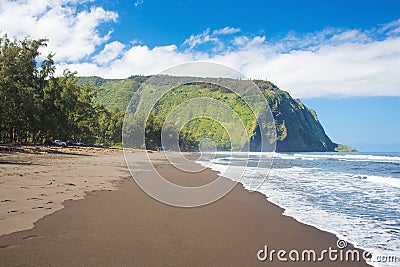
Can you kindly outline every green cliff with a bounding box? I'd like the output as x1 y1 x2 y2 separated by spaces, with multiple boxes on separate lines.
79 76 347 152
263 88 336 152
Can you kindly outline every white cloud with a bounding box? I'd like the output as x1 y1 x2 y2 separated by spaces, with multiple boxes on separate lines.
238 38 400 98
182 28 218 49
93 41 125 64
57 44 200 78
0 0 118 62
183 27 241 50
376 19 400 36
213 27 240 35
134 0 144 8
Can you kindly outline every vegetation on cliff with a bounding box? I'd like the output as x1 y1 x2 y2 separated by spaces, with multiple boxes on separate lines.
334 144 358 152
81 76 342 152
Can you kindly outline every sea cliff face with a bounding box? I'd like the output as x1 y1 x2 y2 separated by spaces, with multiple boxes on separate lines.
80 76 344 152
267 90 337 152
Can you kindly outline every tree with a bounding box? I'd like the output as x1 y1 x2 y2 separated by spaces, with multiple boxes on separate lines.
0 35 105 145
0 35 48 142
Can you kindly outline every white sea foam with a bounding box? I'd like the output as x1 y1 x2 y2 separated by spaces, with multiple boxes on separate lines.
208 151 400 163
364 175 400 188
196 154 400 267
288 153 400 163
210 151 400 163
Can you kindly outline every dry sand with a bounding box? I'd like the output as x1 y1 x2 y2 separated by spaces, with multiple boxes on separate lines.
0 145 127 236
0 146 369 266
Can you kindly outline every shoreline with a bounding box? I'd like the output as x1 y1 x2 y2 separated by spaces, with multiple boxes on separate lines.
194 151 400 267
218 172 373 261
194 157 372 257
0 148 369 266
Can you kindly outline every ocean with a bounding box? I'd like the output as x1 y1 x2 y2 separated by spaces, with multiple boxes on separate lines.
197 152 400 267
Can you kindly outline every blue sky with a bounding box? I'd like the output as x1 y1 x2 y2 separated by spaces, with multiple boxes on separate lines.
0 0 399 151
302 97 400 152
104 0 400 47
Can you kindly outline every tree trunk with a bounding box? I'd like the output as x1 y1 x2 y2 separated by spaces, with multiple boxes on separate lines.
33 130 41 144
9 127 14 143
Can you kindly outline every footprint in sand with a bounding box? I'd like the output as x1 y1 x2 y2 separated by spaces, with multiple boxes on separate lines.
32 206 44 209
22 234 41 240
27 197 42 200
0 244 14 249
1 199 12 203
7 210 18 214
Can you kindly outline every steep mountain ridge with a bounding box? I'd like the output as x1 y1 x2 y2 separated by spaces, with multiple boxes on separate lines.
79 76 353 152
